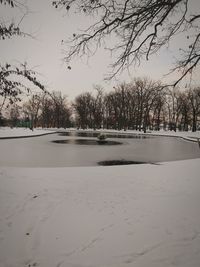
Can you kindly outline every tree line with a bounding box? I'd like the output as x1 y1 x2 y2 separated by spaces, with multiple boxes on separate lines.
2 77 200 132
1 91 72 129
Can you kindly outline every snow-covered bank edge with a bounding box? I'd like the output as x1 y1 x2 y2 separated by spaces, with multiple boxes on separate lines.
1 127 200 143
0 159 200 267
59 128 200 143
0 128 57 139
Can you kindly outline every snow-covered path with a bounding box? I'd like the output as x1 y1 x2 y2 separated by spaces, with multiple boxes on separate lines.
0 160 200 267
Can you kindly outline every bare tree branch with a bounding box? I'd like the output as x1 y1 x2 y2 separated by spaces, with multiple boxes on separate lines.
53 0 200 85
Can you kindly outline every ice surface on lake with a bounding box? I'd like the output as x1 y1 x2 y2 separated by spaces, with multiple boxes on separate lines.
0 133 200 167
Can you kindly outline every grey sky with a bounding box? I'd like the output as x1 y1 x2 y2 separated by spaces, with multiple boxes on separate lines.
0 0 200 100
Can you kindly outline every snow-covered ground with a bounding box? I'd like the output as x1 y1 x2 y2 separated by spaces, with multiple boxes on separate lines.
0 127 56 139
0 128 200 267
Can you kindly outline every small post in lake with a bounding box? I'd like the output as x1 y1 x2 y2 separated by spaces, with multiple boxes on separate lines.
97 133 107 144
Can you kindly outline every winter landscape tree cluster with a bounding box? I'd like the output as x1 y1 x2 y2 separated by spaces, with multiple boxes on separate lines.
3 91 72 129
73 79 200 132
2 78 200 132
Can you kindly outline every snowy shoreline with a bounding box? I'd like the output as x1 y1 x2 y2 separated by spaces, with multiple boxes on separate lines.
61 128 200 143
0 128 57 139
1 127 200 143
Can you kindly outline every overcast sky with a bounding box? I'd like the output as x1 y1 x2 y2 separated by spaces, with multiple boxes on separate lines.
0 0 200 100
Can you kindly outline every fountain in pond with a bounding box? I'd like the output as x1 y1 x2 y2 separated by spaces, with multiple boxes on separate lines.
52 133 122 146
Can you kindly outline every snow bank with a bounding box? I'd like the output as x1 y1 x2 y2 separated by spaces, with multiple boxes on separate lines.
1 127 200 142
0 160 200 267
0 127 56 139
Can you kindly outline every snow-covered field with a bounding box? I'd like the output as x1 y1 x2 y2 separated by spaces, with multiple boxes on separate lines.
0 128 200 267
0 127 56 138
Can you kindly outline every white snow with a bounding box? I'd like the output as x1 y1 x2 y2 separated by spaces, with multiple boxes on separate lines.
0 128 200 267
0 127 56 138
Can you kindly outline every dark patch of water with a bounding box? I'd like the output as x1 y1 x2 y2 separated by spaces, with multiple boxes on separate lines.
52 139 122 146
59 131 153 139
98 160 147 166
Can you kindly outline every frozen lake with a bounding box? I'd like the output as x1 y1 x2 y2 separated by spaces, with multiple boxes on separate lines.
0 131 200 167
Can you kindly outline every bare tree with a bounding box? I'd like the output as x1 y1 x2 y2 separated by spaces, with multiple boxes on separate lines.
0 1 46 116
187 87 200 132
53 0 200 85
103 78 165 131
92 85 104 129
73 92 94 129
0 63 45 113
112 84 130 130
104 92 116 129
0 0 26 40
178 91 191 131
151 87 167 130
165 87 182 131
51 91 71 128
104 89 125 130
38 91 71 128
23 94 42 129
9 102 21 127
40 94 54 128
